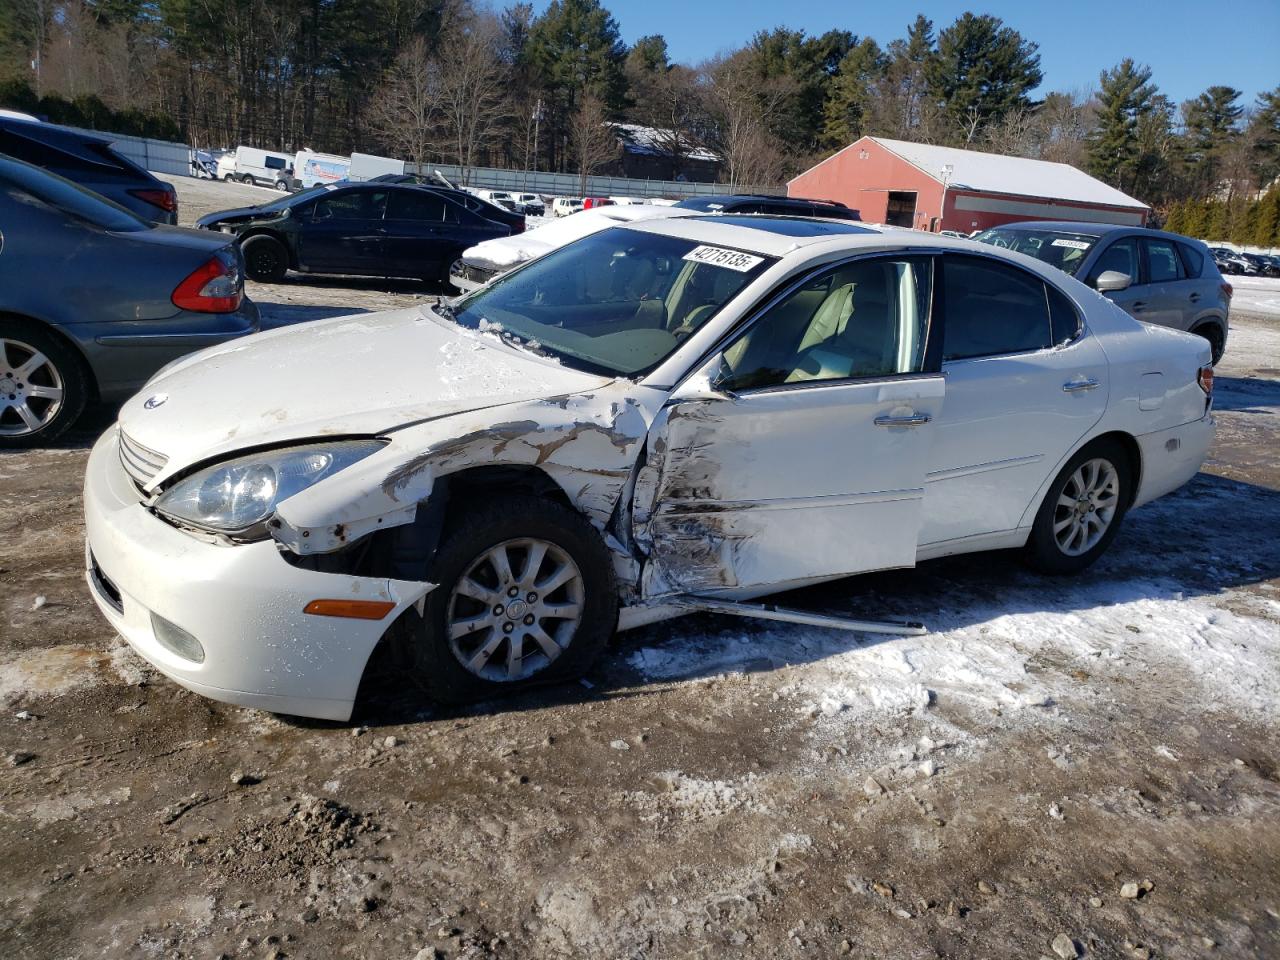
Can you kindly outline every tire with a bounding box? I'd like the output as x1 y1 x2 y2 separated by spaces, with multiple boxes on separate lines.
395 494 617 704
440 257 465 292
0 318 89 447
275 179 289 193
241 234 288 283
1024 437 1133 575
1193 323 1225 365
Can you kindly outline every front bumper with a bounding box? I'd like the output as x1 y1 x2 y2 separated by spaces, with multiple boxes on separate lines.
83 430 431 721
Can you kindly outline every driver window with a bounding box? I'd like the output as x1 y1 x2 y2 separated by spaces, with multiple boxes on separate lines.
313 190 386 221
721 257 932 392
1087 237 1140 285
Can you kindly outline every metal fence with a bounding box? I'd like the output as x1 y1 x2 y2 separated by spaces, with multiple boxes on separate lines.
406 160 781 200
64 123 785 200
64 126 193 177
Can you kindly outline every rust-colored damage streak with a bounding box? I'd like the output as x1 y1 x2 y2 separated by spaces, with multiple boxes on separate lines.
380 420 541 499
638 401 747 592
378 400 645 534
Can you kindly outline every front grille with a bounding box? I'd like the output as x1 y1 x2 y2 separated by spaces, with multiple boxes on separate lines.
118 430 168 487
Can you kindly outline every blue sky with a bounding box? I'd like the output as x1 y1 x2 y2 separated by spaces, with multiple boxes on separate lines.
533 0 1279 108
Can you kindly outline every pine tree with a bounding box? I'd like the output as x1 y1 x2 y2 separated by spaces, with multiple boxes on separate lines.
925 13 1042 143
1087 59 1157 194
1252 188 1280 247
820 37 886 147
1182 85 1244 196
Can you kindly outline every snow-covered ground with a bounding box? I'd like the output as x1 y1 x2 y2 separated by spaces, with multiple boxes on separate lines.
1229 275 1280 319
1 176 1277 958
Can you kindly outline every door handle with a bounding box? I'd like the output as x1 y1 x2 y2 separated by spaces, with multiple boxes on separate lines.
1189 292 1201 303
874 413 931 427
1131 301 1147 312
1063 377 1100 393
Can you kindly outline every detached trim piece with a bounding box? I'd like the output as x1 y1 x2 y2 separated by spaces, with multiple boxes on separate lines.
670 596 927 636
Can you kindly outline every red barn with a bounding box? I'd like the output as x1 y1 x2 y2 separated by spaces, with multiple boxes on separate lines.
789 136 1149 233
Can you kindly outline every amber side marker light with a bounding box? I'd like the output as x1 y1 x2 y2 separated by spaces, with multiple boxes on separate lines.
303 599 396 620
1198 364 1214 397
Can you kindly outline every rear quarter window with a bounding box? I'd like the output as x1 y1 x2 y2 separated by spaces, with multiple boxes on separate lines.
1177 242 1205 277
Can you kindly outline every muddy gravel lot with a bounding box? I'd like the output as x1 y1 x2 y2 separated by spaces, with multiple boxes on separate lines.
1 177 1278 959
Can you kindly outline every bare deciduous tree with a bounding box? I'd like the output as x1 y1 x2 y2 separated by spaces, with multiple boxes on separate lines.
570 94 618 193
368 37 437 166
705 53 793 190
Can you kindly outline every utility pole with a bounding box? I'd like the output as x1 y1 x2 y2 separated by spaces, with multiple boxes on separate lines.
939 163 953 233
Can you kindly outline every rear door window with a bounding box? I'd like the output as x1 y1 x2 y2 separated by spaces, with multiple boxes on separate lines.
941 255 1054 361
386 190 457 222
1144 238 1184 282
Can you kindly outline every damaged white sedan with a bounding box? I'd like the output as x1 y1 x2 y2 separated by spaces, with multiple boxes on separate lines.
84 216 1215 720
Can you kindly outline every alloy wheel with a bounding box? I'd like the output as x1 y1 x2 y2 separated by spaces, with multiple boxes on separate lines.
0 337 65 437
1052 457 1120 556
446 537 584 683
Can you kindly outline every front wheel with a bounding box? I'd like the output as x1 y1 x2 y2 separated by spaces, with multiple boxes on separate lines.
396 495 617 704
1024 438 1133 575
241 234 288 282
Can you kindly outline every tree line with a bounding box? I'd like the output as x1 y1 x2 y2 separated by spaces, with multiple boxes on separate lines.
2 0 1278 240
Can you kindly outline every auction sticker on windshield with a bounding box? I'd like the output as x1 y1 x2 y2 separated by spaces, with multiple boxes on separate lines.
683 245 765 271
1051 238 1091 250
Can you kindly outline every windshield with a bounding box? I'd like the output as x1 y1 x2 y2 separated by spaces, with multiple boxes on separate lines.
253 185 328 212
973 227 1099 276
0 157 148 232
446 228 774 376
674 197 727 211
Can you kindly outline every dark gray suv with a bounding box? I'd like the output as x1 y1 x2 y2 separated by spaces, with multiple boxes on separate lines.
974 221 1231 363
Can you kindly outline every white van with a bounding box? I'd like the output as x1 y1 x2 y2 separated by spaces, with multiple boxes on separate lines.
223 146 294 190
348 152 404 181
552 197 583 217
291 149 349 190
473 189 518 212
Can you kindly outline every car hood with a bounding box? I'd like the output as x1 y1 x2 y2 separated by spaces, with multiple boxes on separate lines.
117 305 614 486
194 205 278 229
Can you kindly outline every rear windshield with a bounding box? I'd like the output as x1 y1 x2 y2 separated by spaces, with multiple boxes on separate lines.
973 227 1100 276
445 228 774 376
0 157 148 231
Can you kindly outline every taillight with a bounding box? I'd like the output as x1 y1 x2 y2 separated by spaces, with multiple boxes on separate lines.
1219 282 1233 300
1197 364 1214 398
172 250 242 313
130 187 178 214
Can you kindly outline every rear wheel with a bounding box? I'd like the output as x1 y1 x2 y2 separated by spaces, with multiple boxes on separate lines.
1193 323 1225 365
0 319 88 447
394 495 616 704
241 234 288 282
1024 438 1133 575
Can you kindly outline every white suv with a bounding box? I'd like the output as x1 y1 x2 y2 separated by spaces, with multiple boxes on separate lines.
552 197 583 217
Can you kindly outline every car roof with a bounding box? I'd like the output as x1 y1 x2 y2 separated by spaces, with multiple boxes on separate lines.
984 220 1201 245
621 214 891 256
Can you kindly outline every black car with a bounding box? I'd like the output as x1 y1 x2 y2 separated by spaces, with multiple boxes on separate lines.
674 193 860 220
195 183 513 285
369 173 526 234
0 115 178 224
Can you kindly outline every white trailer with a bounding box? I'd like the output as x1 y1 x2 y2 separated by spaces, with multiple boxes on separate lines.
348 152 405 182
291 149 350 189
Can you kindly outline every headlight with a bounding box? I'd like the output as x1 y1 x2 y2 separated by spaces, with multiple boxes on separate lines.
154 440 385 536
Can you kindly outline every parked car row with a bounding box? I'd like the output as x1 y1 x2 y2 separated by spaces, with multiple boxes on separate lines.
1209 246 1280 277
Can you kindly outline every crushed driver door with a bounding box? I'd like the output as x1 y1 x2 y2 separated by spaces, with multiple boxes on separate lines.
632 252 946 598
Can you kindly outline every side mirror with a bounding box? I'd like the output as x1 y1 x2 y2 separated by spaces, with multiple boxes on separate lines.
1094 270 1132 292
674 352 738 402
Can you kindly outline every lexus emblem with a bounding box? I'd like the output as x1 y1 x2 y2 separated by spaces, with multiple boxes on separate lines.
143 393 168 410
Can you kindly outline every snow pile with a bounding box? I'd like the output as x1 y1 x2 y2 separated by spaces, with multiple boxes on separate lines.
625 771 765 822
1228 276 1280 319
627 577 1280 726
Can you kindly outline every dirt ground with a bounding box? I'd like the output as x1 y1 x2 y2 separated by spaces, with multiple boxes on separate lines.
1 177 1278 960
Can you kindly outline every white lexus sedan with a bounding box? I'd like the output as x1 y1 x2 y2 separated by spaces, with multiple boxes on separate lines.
84 216 1215 720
